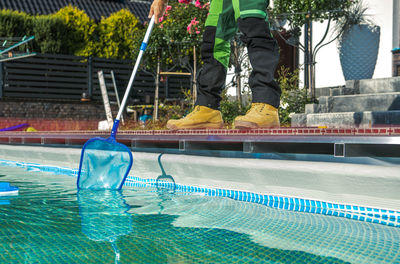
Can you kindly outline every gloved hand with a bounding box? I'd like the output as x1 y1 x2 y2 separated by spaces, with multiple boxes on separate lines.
148 0 169 24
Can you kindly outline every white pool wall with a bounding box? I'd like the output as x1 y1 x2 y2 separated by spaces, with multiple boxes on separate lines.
0 144 399 211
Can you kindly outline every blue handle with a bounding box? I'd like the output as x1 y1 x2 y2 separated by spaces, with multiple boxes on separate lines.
110 120 120 139
140 42 148 51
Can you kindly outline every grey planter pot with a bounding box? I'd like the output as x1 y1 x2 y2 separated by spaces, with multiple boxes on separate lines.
338 24 380 81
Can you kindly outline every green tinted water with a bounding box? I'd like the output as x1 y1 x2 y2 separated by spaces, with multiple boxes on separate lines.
0 166 399 264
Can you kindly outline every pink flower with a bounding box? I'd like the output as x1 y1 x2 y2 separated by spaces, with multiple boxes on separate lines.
191 17 199 25
202 2 210 9
178 0 190 3
187 17 201 35
195 0 201 8
159 16 164 23
166 5 172 11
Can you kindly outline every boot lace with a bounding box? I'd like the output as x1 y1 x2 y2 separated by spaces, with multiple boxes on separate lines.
183 105 200 119
246 103 265 114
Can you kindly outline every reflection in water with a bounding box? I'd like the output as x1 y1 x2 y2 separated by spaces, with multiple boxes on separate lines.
77 190 133 264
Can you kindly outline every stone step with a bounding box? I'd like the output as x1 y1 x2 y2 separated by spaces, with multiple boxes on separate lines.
314 77 400 99
315 85 356 98
316 92 400 113
291 111 400 128
350 76 400 94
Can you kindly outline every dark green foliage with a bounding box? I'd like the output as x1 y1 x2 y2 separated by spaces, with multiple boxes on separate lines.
0 9 70 54
277 66 314 125
142 1 209 70
0 7 141 57
272 0 353 28
33 15 69 54
95 9 141 59
0 9 33 37
333 0 375 38
219 90 251 125
54 5 97 56
0 1 207 61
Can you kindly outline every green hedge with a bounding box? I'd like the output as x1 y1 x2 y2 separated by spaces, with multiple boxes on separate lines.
53 5 96 56
0 9 33 38
0 7 141 58
95 9 141 60
33 15 69 54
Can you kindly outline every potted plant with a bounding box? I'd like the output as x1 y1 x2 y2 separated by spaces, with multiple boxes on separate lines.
335 0 380 81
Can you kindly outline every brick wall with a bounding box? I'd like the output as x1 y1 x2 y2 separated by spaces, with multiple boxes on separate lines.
0 118 100 131
0 99 111 119
0 99 114 131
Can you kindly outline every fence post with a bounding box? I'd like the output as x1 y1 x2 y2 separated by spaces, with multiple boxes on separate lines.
87 56 93 98
0 62 3 98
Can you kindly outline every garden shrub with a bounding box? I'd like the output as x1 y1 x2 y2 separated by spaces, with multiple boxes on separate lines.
277 66 313 125
54 5 96 56
0 9 33 37
95 9 141 59
0 7 142 58
33 15 69 54
220 90 251 126
139 0 209 70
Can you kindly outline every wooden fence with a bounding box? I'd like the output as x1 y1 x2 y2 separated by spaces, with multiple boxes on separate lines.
0 53 191 103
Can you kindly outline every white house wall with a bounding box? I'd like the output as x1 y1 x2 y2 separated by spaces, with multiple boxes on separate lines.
299 0 393 88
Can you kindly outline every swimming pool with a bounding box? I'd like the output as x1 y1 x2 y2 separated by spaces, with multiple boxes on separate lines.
0 165 399 263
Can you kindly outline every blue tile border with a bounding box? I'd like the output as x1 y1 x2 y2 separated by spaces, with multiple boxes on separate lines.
125 176 400 228
0 159 78 177
1 158 399 228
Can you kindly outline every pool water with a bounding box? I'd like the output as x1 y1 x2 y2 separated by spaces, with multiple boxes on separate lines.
0 166 399 264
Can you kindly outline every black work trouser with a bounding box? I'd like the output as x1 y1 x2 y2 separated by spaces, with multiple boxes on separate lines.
195 17 281 110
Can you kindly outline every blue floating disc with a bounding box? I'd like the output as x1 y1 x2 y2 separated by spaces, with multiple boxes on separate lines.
0 182 19 196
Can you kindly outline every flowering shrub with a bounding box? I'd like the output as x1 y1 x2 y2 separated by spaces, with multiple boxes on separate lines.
187 17 201 34
134 0 209 70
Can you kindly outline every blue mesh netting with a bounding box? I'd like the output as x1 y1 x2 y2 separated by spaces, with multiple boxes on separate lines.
77 138 133 190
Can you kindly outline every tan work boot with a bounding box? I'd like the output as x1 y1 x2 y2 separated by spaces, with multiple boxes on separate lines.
234 103 280 129
166 105 224 130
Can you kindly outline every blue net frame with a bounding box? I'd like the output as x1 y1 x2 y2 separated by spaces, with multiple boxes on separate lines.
77 137 133 190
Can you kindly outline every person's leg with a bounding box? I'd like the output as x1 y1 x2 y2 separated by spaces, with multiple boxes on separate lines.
166 0 237 130
195 0 238 109
233 0 281 128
